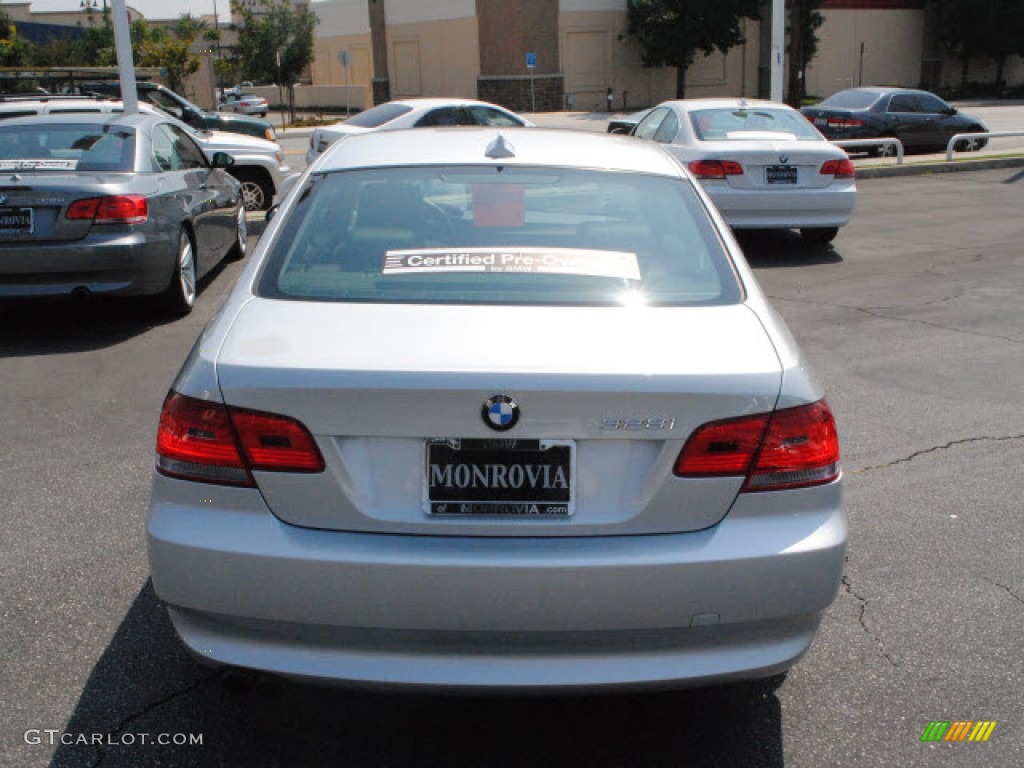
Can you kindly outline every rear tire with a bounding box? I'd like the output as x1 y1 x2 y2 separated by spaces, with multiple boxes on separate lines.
800 227 839 245
870 137 898 158
158 228 197 316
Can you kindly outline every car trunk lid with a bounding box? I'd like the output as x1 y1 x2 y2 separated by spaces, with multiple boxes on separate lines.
215 299 783 536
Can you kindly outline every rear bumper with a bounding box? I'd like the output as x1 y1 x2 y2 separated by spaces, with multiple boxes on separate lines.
0 231 174 298
148 476 846 690
707 183 856 230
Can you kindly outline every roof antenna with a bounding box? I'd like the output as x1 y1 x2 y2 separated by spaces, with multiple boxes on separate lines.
485 134 515 159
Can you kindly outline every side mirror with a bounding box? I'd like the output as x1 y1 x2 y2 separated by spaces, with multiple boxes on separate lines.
211 152 234 169
947 106 958 115
265 204 279 222
184 107 202 125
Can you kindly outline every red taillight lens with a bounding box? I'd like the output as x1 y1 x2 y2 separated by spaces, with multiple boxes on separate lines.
826 118 864 128
674 414 770 476
820 159 855 179
674 400 840 492
66 195 148 224
688 160 744 179
66 198 100 219
156 392 325 486
156 392 251 486
230 409 325 473
746 401 840 491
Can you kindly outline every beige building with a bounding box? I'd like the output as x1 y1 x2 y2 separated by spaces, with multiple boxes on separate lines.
307 0 1024 111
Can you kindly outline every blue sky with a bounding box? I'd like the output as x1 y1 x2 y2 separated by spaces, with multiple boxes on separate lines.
5 0 225 24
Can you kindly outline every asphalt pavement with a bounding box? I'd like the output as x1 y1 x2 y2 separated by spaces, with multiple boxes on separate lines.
1 168 1022 765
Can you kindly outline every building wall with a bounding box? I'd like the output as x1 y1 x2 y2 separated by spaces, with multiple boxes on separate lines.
386 15 479 99
558 8 757 111
311 0 373 104
805 8 925 98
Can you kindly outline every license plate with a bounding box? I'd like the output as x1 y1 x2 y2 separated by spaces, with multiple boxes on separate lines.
425 438 574 517
766 165 798 185
0 207 33 234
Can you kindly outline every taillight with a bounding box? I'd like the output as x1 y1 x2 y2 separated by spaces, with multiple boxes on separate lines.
688 160 744 180
230 409 325 472
820 158 855 179
156 392 325 486
674 400 840 492
66 195 147 224
826 118 865 128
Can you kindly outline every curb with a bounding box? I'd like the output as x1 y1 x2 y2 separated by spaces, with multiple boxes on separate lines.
855 156 1024 179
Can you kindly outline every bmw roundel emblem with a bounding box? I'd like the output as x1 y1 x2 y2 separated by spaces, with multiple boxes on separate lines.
482 395 520 431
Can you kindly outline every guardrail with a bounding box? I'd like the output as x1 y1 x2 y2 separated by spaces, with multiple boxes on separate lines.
831 138 905 164
946 131 1024 161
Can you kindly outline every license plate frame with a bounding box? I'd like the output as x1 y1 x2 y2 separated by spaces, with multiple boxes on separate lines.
0 206 33 234
766 165 798 185
424 438 575 517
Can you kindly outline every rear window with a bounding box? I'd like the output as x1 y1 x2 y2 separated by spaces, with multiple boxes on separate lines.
690 107 822 142
343 103 414 128
0 123 136 171
819 90 881 110
257 166 741 307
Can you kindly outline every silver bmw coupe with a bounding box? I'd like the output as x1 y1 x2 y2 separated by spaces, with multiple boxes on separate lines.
148 127 846 691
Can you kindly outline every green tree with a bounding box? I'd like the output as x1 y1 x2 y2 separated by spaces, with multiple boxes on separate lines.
137 15 207 94
787 0 825 106
929 0 1024 91
0 10 32 67
228 0 318 116
627 0 760 99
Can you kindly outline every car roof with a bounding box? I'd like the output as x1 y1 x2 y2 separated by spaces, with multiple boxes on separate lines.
0 109 161 129
390 98 517 111
655 98 798 112
316 127 686 177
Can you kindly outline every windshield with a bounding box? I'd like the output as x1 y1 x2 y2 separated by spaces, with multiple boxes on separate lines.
0 123 136 171
690 108 823 142
343 103 414 128
819 90 882 110
257 166 741 307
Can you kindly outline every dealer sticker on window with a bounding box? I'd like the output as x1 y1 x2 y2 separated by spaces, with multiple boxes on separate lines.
0 159 79 171
383 247 641 280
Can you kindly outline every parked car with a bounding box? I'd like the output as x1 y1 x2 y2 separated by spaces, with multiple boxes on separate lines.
0 95 291 212
800 87 988 156
306 98 531 165
0 111 246 314
149 126 846 690
632 98 856 244
606 108 651 134
220 92 269 118
84 82 277 142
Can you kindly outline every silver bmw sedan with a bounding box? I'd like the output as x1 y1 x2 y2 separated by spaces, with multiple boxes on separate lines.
148 127 846 691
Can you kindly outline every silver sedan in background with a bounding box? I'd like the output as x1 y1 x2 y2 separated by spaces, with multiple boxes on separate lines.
633 98 857 244
0 112 247 314
148 127 846 690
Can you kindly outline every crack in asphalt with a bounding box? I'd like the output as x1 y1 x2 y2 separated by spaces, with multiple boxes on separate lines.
981 576 1024 607
767 294 1024 344
842 574 898 668
88 671 219 768
851 434 1024 474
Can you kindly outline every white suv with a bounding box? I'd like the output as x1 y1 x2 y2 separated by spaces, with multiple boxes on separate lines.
0 95 291 210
